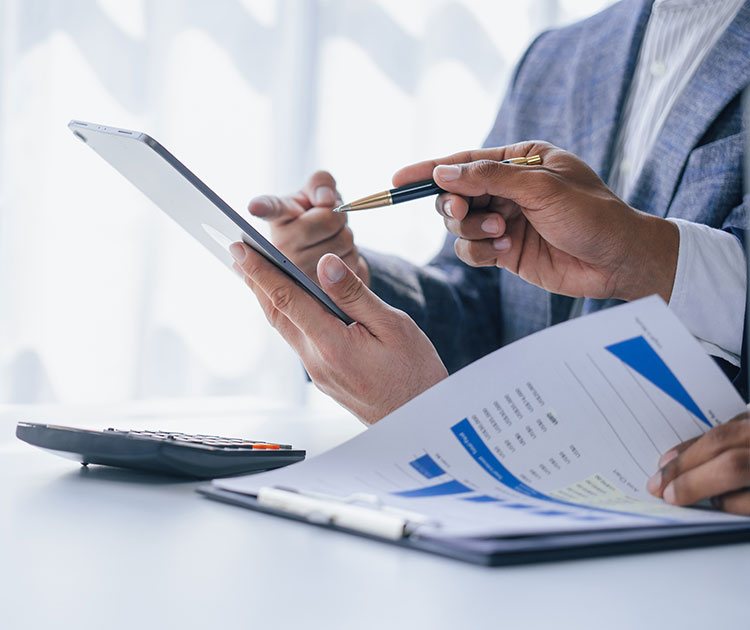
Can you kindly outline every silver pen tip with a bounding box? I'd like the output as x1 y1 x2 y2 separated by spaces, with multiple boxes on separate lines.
332 203 351 213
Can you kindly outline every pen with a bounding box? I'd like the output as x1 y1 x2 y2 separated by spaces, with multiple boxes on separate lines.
333 154 542 213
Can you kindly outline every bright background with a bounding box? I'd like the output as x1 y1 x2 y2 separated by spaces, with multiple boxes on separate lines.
0 0 615 406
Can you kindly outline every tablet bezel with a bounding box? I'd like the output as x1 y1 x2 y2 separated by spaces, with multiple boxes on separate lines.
68 120 353 325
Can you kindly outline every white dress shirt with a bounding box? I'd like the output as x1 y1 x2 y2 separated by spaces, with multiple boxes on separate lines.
668 219 745 364
608 0 746 366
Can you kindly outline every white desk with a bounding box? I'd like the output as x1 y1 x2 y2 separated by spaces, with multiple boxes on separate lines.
2 393 749 630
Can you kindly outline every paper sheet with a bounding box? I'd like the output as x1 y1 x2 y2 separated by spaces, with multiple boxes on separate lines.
214 296 749 538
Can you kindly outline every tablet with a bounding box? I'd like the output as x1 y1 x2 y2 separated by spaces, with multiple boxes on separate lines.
68 120 353 324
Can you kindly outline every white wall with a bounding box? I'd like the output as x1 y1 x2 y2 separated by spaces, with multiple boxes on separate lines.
0 0 616 405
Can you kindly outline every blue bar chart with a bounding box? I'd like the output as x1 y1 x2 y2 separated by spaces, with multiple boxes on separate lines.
606 335 710 426
394 479 473 498
409 454 445 479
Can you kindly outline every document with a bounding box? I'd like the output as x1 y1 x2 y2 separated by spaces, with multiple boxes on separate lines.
214 296 749 539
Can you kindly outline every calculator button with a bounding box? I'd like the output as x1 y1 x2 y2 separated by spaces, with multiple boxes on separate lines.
106 428 292 450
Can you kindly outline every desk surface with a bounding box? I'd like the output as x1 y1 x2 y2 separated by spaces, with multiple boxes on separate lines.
2 394 749 630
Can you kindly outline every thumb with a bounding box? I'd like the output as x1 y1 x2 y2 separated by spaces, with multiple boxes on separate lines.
317 254 388 326
433 160 544 205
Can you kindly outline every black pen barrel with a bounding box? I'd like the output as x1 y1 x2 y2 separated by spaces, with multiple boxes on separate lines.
390 179 445 204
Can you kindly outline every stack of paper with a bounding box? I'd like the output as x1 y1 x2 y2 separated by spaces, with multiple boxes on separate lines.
212 297 748 540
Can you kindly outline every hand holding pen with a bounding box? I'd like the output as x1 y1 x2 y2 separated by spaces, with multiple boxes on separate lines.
333 155 541 213
245 149 543 288
386 140 678 302
246 141 676 302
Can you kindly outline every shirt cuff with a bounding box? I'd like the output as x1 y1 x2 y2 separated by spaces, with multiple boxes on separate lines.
667 219 745 366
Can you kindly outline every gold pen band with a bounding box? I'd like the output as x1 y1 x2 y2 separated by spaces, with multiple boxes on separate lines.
504 155 542 165
334 190 392 213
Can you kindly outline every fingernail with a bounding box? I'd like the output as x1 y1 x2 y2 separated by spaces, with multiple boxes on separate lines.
323 256 346 283
229 243 247 263
249 198 269 217
434 165 461 182
315 186 335 205
663 482 676 504
482 217 500 234
493 237 511 251
658 450 679 468
443 199 453 218
646 470 662 494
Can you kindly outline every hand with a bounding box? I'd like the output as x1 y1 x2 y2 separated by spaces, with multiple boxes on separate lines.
248 171 370 286
647 411 750 515
229 243 447 425
393 141 679 302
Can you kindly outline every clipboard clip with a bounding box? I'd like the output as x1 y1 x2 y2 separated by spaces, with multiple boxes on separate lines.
256 486 439 540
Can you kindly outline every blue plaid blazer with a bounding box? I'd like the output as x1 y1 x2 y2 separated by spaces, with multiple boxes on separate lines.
366 0 750 392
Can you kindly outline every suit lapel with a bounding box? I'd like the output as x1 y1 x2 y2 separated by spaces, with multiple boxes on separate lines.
627 1 750 215
549 0 652 325
567 0 653 180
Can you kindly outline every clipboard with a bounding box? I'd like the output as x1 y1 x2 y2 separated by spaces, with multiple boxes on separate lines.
198 485 750 566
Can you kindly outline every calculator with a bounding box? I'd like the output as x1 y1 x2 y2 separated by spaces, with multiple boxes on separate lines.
16 422 306 479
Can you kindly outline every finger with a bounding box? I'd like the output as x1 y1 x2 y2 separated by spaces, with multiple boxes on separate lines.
232 261 246 281
487 195 523 219
297 229 357 263
295 205 347 246
454 235 515 268
659 399 748 469
436 194 470 221
317 254 397 331
468 194 494 210
248 275 308 350
301 170 339 208
283 231 359 286
660 448 750 507
432 158 550 206
712 488 750 515
248 194 304 224
230 242 342 338
648 419 750 495
444 212 507 240
658 436 700 468
392 141 544 187
233 260 308 350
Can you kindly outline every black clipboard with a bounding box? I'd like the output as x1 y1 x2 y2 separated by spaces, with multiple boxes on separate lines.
198 486 750 566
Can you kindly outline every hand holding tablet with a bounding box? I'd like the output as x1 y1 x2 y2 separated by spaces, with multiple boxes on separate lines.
69 120 448 424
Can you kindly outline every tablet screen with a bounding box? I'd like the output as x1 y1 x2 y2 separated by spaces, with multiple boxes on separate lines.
68 120 353 324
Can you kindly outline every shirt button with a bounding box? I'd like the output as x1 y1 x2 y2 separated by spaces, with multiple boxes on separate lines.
650 60 667 77
620 158 633 173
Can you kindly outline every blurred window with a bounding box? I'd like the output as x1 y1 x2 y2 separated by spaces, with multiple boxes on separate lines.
0 0 615 404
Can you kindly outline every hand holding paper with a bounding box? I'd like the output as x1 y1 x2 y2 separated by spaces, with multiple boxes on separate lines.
230 243 448 425
648 410 750 514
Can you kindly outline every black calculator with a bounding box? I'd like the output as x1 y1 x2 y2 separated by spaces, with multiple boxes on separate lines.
16 422 306 479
